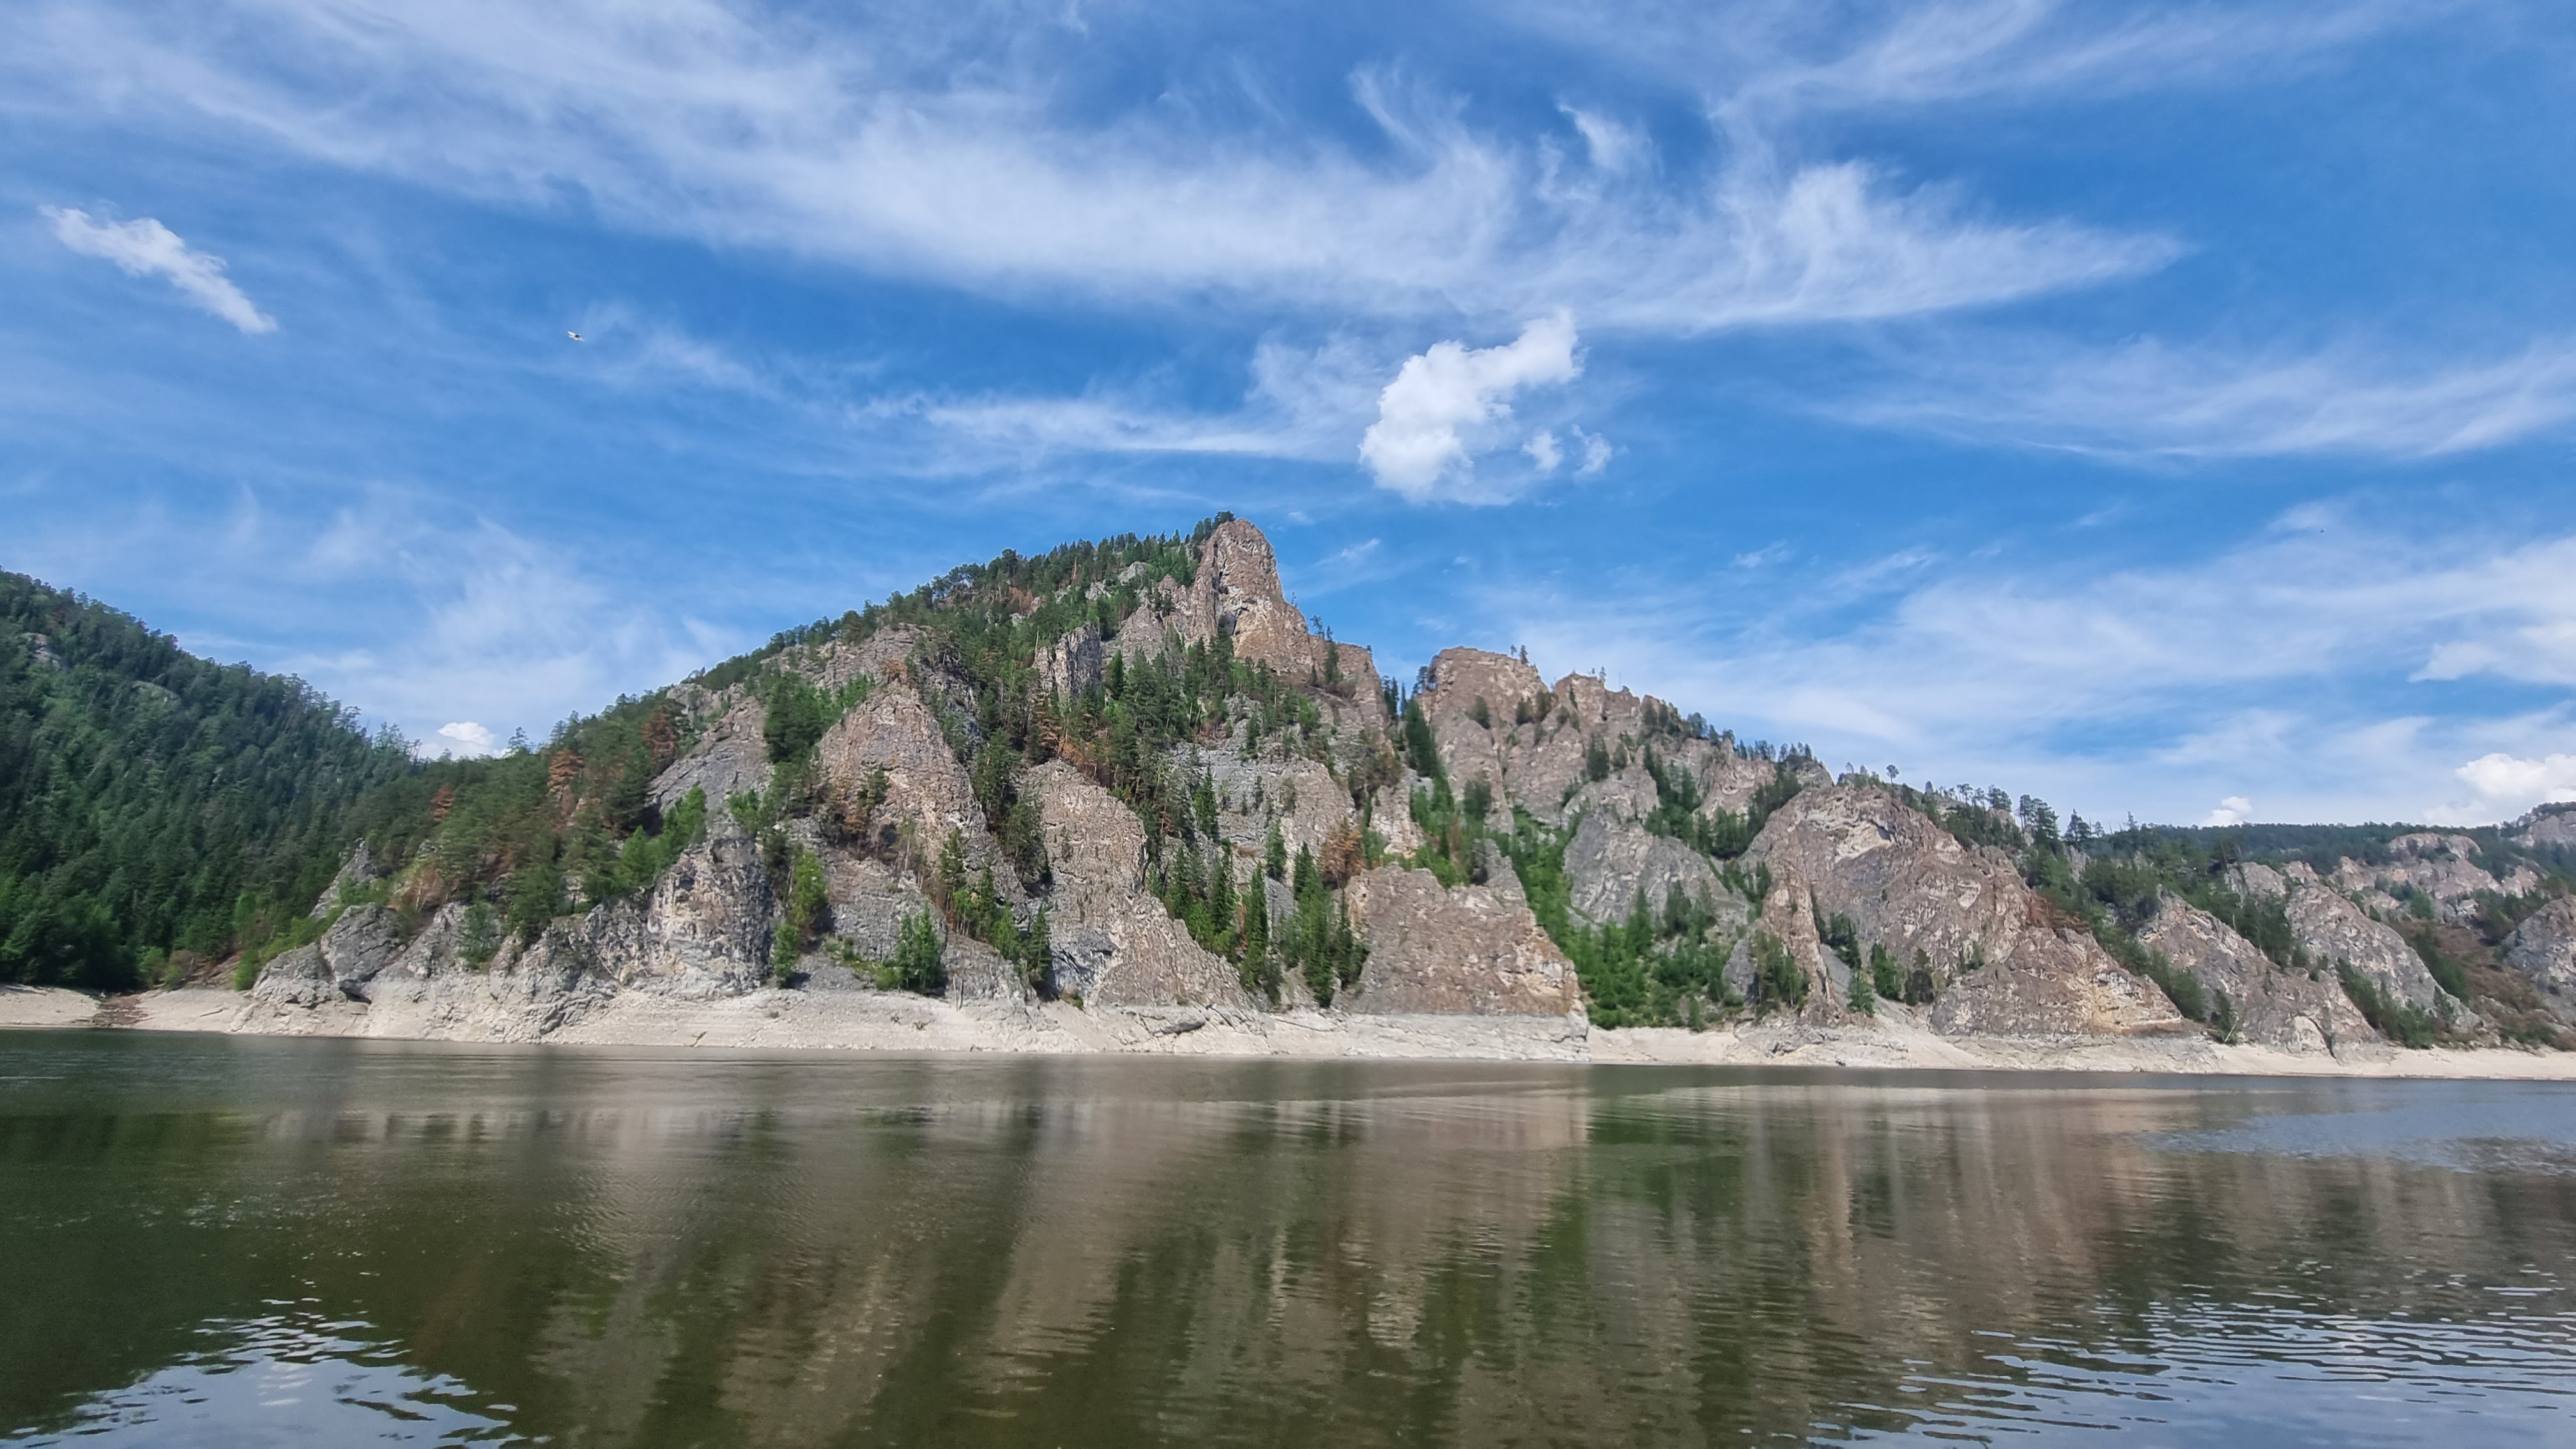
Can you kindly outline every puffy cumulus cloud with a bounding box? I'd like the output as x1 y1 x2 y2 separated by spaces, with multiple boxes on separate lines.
2204 795 2254 827
42 206 275 334
2455 753 2576 817
430 721 502 758
1523 429 1563 473
1360 312 1581 502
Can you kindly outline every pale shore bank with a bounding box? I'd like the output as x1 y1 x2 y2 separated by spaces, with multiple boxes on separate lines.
6 982 2575 1078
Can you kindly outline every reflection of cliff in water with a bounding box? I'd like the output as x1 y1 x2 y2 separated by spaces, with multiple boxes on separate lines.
3 1038 2573 1446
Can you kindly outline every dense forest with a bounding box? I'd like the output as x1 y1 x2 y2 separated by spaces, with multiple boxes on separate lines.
0 575 413 989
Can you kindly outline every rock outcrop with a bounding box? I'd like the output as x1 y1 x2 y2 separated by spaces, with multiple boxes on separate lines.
213 512 2538 1064
2506 898 2576 1023
2227 859 2453 1011
2138 896 2377 1056
812 679 1016 891
1023 761 1254 1009
2326 833 2527 922
2514 805 2576 851
2282 885 2446 1009
1563 812 1722 929
1745 785 2187 1037
1342 866 1581 1016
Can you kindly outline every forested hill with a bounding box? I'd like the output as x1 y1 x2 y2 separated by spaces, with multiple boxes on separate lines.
0 574 413 990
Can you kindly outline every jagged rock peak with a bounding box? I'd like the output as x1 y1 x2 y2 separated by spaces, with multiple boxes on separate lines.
1167 518 1381 709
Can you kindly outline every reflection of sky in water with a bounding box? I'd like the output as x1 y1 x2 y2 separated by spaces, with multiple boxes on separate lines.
2150 1085 2576 1176
1871 1305 2576 1446
3 1309 521 1447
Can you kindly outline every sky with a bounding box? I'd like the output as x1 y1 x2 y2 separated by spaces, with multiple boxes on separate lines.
6 0 2576 829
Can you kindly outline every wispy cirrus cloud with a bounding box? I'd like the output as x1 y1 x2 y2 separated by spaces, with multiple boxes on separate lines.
1480 510 2576 824
1840 334 2576 459
42 206 275 333
8 0 2176 334
1527 0 2421 117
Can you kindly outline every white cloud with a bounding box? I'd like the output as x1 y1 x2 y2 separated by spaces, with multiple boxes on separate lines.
1476 512 2576 825
1841 335 2576 461
1360 312 1581 502
2455 753 2576 818
42 206 275 334
1572 425 1613 476
1534 0 2414 118
430 721 501 758
910 334 1384 470
7 2 2177 334
1294 537 1412 598
1559 105 1643 174
1523 429 1563 473
2204 795 2253 827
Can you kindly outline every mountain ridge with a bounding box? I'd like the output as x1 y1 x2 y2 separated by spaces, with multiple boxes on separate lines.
7 516 2575 1060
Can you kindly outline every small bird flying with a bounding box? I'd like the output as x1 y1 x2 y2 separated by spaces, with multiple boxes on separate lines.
566 330 583 342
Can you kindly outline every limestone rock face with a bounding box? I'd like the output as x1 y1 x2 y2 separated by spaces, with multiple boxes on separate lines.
2138 896 2377 1055
1563 812 1722 929
1745 786 2018 990
1413 647 1778 832
811 848 936 962
2283 885 2444 1009
1023 760 1253 1009
1745 785 2188 1037
1145 519 1383 723
250 904 406 1008
805 624 925 694
1038 620 1105 700
2327 834 2507 923
2225 862 2289 901
1341 866 1580 1016
650 696 771 815
599 832 778 996
1924 932 2189 1038
2506 897 2576 1023
309 842 380 919
1723 877 1846 1021
1186 745 1355 875
943 937 1032 1004
2515 806 2576 851
813 680 1015 891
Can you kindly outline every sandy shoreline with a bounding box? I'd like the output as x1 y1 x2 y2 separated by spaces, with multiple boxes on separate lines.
4 981 2573 1078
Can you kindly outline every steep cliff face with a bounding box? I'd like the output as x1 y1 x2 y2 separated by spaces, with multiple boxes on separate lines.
811 680 1015 892
2506 898 2576 1023
2138 896 2378 1056
1742 786 2186 1038
1563 812 1721 929
1022 760 1255 1010
249 820 781 1039
1414 648 1770 831
2228 862 2450 1009
1342 867 1581 1016
2326 832 2533 921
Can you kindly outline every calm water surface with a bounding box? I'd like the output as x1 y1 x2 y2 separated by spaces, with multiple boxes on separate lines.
1 1032 2572 1446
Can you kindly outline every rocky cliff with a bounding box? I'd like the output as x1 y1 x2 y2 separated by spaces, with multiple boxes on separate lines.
200 516 2568 1061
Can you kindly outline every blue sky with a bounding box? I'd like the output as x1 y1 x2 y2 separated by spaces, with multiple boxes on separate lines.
7 0 2576 828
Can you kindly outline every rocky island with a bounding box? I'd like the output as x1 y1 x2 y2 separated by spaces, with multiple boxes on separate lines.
6 518 2575 1075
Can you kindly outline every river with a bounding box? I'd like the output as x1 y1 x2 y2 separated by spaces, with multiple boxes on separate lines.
1 1032 2571 1445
